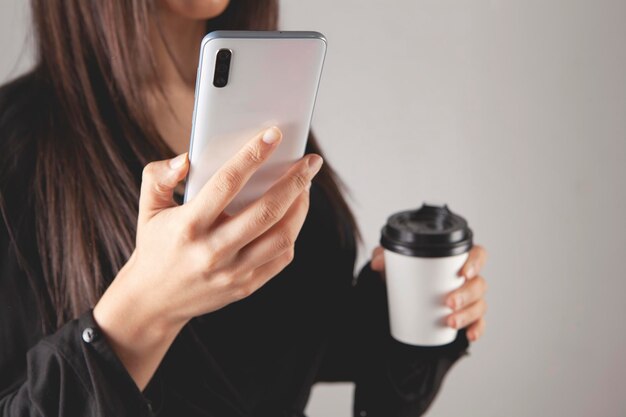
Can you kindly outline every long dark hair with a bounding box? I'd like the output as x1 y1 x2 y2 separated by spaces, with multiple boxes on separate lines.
13 0 361 330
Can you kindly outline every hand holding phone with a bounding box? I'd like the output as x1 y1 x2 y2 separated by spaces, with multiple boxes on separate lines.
95 126 323 389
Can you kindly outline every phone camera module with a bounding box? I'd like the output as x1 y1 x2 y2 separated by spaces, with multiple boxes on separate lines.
213 48 232 88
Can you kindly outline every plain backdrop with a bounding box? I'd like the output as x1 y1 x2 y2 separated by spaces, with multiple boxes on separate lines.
2 1 625 416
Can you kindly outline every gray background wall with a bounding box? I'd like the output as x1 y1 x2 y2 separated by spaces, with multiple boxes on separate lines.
2 1 625 416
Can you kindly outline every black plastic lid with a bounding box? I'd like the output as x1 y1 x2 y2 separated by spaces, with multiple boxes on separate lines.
380 203 473 257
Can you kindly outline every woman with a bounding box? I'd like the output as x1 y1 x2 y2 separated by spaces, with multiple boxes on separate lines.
0 0 488 416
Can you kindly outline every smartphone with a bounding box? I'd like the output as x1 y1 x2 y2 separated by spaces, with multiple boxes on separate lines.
183 31 327 215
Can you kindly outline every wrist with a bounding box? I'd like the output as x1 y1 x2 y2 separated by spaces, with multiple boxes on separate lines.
92 256 188 390
93 259 186 355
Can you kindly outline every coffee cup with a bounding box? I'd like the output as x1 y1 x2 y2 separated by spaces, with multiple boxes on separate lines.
380 203 473 346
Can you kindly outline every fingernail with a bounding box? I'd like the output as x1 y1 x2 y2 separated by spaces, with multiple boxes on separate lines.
465 265 476 279
308 155 323 175
262 126 282 144
169 153 187 169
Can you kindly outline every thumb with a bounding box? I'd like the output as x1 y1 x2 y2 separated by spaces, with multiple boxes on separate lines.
371 246 385 271
139 153 189 224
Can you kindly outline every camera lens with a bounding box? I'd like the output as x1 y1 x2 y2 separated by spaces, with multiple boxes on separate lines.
214 76 227 88
217 49 231 60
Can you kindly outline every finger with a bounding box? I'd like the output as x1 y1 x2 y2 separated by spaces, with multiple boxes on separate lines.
232 245 295 301
447 299 487 330
445 275 487 311
372 246 384 259
466 317 486 342
189 126 283 227
459 244 488 279
371 251 385 272
216 153 323 250
371 246 385 271
139 153 189 224
234 188 310 272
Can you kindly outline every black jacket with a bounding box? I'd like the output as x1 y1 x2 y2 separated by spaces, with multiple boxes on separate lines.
0 74 468 417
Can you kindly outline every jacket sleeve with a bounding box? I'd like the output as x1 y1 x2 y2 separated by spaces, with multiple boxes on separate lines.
0 221 160 417
311 193 469 416
353 263 469 417
0 311 160 417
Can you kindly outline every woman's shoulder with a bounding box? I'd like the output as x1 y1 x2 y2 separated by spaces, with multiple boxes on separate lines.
0 70 49 123
0 71 51 189
0 70 50 147
0 72 49 237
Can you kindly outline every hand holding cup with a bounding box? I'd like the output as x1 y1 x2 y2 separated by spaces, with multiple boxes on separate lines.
373 204 488 345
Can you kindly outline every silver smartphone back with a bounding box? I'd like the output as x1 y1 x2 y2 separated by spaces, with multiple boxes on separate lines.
184 31 327 215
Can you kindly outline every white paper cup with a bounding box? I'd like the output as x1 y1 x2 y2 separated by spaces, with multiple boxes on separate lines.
383 250 468 346
380 203 473 346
